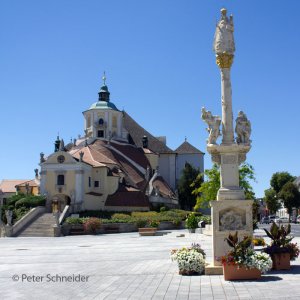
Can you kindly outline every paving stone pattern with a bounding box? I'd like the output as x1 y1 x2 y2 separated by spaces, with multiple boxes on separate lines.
0 229 300 299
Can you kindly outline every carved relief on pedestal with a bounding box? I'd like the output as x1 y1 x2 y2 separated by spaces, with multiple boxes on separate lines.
219 207 246 231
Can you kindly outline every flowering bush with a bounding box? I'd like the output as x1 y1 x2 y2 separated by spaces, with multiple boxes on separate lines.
219 232 272 274
171 244 206 275
83 217 102 234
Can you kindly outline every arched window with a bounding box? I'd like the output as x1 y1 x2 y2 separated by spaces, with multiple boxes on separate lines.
99 118 104 126
57 175 65 186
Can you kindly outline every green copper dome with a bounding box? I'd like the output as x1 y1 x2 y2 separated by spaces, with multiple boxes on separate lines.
88 101 119 111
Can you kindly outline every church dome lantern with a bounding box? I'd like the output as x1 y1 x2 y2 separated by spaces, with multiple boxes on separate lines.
98 72 110 102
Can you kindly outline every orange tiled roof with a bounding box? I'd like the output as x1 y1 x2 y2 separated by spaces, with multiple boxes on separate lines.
15 179 39 188
0 179 31 193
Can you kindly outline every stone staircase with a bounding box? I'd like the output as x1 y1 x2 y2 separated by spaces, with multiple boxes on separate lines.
17 213 55 237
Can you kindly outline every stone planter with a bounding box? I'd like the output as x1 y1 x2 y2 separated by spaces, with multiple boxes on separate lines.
69 224 85 235
272 253 290 270
158 221 174 230
223 265 261 281
138 227 157 236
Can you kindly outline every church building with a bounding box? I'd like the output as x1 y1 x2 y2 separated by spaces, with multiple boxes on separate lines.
39 76 204 213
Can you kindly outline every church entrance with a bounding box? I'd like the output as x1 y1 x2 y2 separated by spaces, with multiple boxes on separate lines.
51 194 71 213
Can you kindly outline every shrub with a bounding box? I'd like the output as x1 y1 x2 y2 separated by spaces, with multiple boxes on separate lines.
6 193 26 206
185 213 198 229
170 209 192 220
131 211 158 218
14 207 31 221
15 196 46 209
160 206 167 212
135 218 147 228
147 220 160 228
172 218 182 227
111 213 131 220
83 217 102 234
65 217 86 225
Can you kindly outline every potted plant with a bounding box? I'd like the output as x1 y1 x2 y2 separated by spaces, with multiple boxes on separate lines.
263 222 300 270
220 232 272 281
138 219 159 236
185 213 198 233
171 243 206 275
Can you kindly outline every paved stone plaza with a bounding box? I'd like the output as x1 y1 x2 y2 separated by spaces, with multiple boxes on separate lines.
1 229 300 300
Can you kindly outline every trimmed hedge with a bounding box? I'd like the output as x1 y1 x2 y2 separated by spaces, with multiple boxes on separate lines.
65 210 210 229
15 196 46 209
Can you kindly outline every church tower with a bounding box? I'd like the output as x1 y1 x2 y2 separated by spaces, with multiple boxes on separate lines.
82 73 125 140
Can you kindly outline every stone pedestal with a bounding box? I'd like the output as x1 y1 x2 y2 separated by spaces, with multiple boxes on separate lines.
206 199 253 274
5 225 13 237
53 225 61 237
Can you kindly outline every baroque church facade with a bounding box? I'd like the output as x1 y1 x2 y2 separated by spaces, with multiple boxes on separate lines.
39 78 204 213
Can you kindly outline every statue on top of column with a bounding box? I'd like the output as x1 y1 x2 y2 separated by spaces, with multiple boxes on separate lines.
213 8 235 56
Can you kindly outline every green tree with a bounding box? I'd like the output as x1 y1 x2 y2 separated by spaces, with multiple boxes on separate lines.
178 163 201 210
278 182 300 216
270 172 295 194
192 164 219 210
264 171 296 215
192 163 256 210
264 188 280 214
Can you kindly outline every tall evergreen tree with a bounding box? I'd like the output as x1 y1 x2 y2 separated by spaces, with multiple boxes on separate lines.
177 163 201 210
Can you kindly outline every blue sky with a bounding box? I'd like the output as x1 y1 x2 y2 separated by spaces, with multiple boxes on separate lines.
1 0 300 198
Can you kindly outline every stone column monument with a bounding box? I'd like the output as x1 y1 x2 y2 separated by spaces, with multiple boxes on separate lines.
202 8 253 274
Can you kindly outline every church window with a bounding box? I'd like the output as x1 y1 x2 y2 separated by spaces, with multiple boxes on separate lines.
88 177 91 187
57 155 65 164
99 118 104 126
57 175 65 186
94 181 99 188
